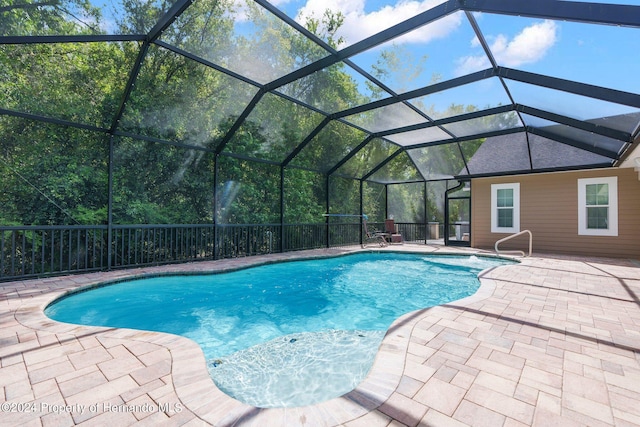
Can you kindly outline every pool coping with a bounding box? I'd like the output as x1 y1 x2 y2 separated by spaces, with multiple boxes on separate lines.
6 244 640 426
11 246 508 425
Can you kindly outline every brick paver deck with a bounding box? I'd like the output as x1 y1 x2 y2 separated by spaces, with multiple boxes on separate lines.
1 245 639 426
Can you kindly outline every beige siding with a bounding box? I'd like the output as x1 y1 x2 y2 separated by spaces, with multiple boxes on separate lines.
471 168 640 258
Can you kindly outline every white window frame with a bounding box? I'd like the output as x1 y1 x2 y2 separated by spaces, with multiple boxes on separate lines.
491 183 520 234
578 177 618 236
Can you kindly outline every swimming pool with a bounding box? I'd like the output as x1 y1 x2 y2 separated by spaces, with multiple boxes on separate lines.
45 252 511 407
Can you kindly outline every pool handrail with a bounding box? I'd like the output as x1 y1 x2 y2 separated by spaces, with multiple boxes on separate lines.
495 230 532 257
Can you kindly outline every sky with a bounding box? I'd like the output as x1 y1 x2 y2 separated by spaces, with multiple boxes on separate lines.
86 0 639 99
263 0 640 120
85 0 640 121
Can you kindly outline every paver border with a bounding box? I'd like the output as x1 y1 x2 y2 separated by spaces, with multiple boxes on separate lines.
8 246 509 425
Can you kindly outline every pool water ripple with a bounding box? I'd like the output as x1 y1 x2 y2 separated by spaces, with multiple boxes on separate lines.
45 252 511 407
210 330 386 408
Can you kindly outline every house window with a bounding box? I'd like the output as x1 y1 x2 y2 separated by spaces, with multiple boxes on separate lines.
578 177 618 236
491 183 519 233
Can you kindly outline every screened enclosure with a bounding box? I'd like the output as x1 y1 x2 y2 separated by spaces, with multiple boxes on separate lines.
1 0 639 280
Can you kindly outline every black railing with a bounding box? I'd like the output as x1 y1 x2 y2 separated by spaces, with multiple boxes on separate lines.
0 222 433 281
112 225 216 268
396 222 424 242
1 225 109 279
328 223 361 248
282 223 326 251
216 224 281 259
397 222 444 242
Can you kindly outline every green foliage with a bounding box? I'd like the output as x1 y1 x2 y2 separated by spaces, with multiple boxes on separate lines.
216 155 280 224
283 169 325 223
1 41 130 127
225 93 325 162
0 118 108 225
368 43 434 96
0 0 103 36
118 0 175 34
303 9 346 49
388 183 425 223
328 177 360 220
363 182 386 222
112 137 215 224
0 2 486 229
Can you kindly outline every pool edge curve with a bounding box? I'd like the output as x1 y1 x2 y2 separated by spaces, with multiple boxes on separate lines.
15 247 510 426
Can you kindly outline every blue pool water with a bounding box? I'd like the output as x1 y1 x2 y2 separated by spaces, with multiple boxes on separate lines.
45 252 510 407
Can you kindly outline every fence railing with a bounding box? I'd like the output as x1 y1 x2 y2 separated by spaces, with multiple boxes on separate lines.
283 223 326 251
1 222 434 281
216 224 280 259
396 222 426 242
112 225 216 268
1 225 109 279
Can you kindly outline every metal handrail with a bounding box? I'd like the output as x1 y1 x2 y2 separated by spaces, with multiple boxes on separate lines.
495 230 532 257
0 222 440 281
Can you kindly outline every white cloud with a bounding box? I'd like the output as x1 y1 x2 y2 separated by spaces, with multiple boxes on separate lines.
226 0 250 23
295 0 461 47
496 20 558 66
229 0 294 23
455 20 558 76
455 54 489 76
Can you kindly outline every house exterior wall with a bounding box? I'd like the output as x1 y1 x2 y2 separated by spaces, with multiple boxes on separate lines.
471 167 640 258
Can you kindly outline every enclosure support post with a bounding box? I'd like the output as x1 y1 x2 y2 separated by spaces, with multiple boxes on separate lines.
107 135 114 271
325 175 330 248
385 184 389 220
280 166 285 253
213 154 218 260
359 180 364 246
444 180 465 246
424 181 428 244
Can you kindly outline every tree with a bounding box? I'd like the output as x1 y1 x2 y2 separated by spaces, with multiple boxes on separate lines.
0 1 493 230
0 0 102 36
367 43 433 98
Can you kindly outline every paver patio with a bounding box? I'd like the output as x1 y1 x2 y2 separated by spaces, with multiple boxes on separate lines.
1 245 639 426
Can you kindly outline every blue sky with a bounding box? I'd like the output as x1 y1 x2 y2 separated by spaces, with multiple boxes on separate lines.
265 0 640 118
87 0 639 119
89 0 639 97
